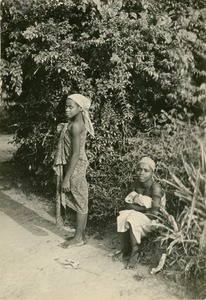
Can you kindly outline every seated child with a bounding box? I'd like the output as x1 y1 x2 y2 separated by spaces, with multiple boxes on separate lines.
117 156 165 269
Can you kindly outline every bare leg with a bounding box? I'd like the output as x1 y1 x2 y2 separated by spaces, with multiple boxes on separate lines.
61 212 88 248
83 229 87 244
126 227 139 269
64 207 76 233
113 231 130 260
113 231 131 262
121 230 131 258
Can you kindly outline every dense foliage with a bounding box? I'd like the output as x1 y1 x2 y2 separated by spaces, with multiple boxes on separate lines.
156 122 206 297
1 0 205 189
1 0 206 296
2 0 206 123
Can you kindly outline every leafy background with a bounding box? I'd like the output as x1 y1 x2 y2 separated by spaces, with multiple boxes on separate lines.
1 0 206 297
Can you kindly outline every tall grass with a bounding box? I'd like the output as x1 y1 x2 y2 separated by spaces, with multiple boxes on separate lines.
157 121 206 298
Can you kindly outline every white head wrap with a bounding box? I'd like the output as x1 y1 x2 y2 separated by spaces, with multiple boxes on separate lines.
68 93 94 137
138 157 155 171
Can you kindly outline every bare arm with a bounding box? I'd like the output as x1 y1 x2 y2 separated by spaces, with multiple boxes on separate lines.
124 179 147 212
62 123 81 192
123 180 146 212
125 203 147 212
145 184 162 219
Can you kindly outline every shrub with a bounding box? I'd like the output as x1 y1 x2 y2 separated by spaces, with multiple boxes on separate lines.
1 0 205 197
155 120 206 298
0 105 11 133
88 120 198 222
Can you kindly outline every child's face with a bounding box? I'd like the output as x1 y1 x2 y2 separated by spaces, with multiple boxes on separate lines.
65 98 81 119
137 163 153 183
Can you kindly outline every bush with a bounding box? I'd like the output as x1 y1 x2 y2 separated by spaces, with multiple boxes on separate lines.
1 0 205 201
155 120 206 298
0 105 12 133
88 120 198 222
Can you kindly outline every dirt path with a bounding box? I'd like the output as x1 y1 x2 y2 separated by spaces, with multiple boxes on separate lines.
0 134 189 300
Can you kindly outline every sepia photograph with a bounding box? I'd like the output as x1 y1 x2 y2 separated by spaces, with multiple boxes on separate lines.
0 0 205 299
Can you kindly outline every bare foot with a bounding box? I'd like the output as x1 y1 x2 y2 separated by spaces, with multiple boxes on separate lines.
65 235 87 244
65 236 74 241
112 246 131 262
126 251 139 269
112 250 123 262
60 237 86 248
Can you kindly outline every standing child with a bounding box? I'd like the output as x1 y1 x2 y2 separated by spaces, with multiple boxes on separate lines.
53 94 94 247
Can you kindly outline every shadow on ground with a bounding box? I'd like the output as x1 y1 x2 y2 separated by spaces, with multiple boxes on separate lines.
0 189 68 238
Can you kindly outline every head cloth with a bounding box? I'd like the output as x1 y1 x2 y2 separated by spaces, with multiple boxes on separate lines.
68 93 94 137
138 157 155 171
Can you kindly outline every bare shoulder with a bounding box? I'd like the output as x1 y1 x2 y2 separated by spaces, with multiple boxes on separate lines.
151 181 163 197
70 122 82 136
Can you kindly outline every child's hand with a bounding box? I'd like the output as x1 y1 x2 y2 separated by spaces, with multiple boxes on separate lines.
125 191 138 203
125 198 133 203
62 178 71 193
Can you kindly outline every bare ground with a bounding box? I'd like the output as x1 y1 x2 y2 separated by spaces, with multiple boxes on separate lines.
0 134 191 300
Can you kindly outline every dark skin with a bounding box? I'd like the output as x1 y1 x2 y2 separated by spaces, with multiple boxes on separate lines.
125 179 162 219
122 162 163 269
60 98 88 248
62 99 84 191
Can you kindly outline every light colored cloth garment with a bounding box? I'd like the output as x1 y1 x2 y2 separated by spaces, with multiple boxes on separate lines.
138 157 155 171
125 191 152 208
53 123 89 214
117 210 157 244
117 193 166 244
